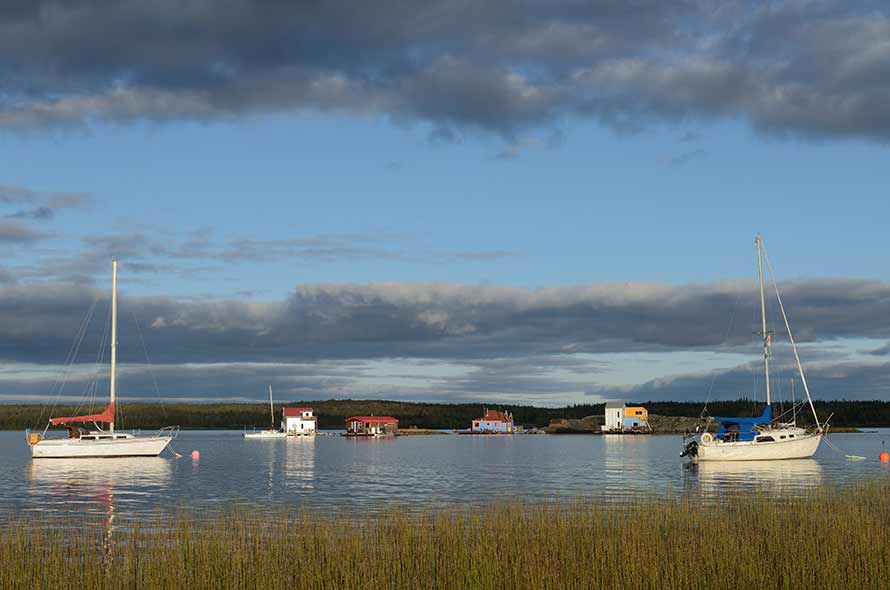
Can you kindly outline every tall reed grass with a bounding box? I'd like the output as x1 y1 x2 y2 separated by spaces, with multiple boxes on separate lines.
2 482 889 590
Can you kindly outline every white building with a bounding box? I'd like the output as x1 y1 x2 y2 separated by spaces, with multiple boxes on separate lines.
282 407 317 435
603 401 625 432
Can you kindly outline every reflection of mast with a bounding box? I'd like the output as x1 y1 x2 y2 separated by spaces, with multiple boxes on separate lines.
101 480 115 568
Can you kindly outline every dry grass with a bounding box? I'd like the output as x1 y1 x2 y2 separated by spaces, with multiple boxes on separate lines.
2 482 889 590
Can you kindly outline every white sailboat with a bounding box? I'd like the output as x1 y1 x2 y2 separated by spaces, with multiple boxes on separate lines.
243 386 287 439
681 236 824 462
26 260 176 459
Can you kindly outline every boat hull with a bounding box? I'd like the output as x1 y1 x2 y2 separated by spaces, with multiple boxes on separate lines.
31 436 172 458
694 432 821 462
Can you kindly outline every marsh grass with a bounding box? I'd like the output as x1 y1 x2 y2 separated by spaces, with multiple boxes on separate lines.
2 482 889 589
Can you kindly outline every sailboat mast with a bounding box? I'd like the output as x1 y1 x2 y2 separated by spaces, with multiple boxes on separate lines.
756 236 771 406
269 385 274 429
110 258 118 434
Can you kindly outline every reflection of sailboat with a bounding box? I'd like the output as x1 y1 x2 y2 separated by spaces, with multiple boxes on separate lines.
682 236 823 462
27 457 172 516
694 459 823 494
27 260 175 458
244 386 287 439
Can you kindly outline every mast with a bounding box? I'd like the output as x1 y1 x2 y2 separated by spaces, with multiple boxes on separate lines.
109 258 118 434
756 235 771 406
269 385 275 429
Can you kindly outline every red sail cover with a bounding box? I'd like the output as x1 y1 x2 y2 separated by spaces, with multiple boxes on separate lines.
50 402 115 425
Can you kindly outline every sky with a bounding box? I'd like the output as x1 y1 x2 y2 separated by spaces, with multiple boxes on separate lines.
1 0 890 406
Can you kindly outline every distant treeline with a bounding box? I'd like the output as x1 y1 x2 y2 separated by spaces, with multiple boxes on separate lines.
1 398 888 431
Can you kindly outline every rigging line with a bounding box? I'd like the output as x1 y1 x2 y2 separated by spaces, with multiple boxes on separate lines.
131 310 167 421
41 297 96 421
762 244 822 430
36 297 98 430
700 286 745 417
73 300 112 417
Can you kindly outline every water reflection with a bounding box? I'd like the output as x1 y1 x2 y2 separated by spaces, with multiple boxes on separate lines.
691 459 824 495
284 436 315 491
27 458 173 516
3 431 887 518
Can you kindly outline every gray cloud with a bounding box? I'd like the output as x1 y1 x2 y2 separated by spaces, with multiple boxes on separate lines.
0 183 92 221
595 358 890 403
1 278 890 367
2 276 890 402
666 148 707 166
0 2 888 142
13 228 409 284
0 220 46 243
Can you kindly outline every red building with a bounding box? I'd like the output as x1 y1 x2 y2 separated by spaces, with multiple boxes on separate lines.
345 416 399 436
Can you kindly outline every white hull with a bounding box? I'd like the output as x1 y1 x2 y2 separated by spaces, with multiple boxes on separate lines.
694 432 821 462
31 436 172 458
243 431 287 439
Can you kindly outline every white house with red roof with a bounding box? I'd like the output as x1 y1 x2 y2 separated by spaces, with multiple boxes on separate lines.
281 407 316 435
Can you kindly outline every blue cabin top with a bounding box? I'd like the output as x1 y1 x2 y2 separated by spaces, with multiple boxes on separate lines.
713 406 772 442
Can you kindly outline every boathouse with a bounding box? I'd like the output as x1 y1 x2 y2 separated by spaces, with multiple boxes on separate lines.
623 406 649 432
603 402 651 433
604 401 625 432
471 409 514 433
345 416 399 436
282 407 316 435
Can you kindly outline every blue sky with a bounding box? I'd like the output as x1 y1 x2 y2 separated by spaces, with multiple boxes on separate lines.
4 114 888 297
1 1 890 406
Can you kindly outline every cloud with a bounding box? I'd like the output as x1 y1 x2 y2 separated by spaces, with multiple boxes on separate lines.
1 277 890 367
448 251 513 262
868 342 890 356
1 276 890 402
8 225 513 285
666 148 707 166
0 2 888 143
0 183 92 221
593 358 890 403
0 220 46 243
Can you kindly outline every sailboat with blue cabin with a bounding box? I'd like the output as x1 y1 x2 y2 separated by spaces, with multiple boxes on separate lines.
681 236 824 462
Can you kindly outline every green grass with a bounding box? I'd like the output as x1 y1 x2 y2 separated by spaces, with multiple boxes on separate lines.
3 482 889 589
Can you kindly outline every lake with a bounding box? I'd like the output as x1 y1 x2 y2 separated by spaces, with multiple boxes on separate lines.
2 430 889 518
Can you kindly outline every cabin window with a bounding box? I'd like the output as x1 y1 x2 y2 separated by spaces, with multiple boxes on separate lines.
780 435 786 439
788 434 795 438
756 436 775 443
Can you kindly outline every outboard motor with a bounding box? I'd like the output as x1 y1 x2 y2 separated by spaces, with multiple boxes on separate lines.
680 440 698 458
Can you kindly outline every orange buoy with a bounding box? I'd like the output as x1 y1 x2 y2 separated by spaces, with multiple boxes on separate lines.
880 451 890 463
191 450 200 459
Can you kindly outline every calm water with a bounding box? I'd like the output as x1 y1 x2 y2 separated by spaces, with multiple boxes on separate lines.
2 430 889 518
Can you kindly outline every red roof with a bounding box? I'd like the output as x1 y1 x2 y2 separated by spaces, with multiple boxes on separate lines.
481 409 512 422
345 416 399 424
283 407 313 417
